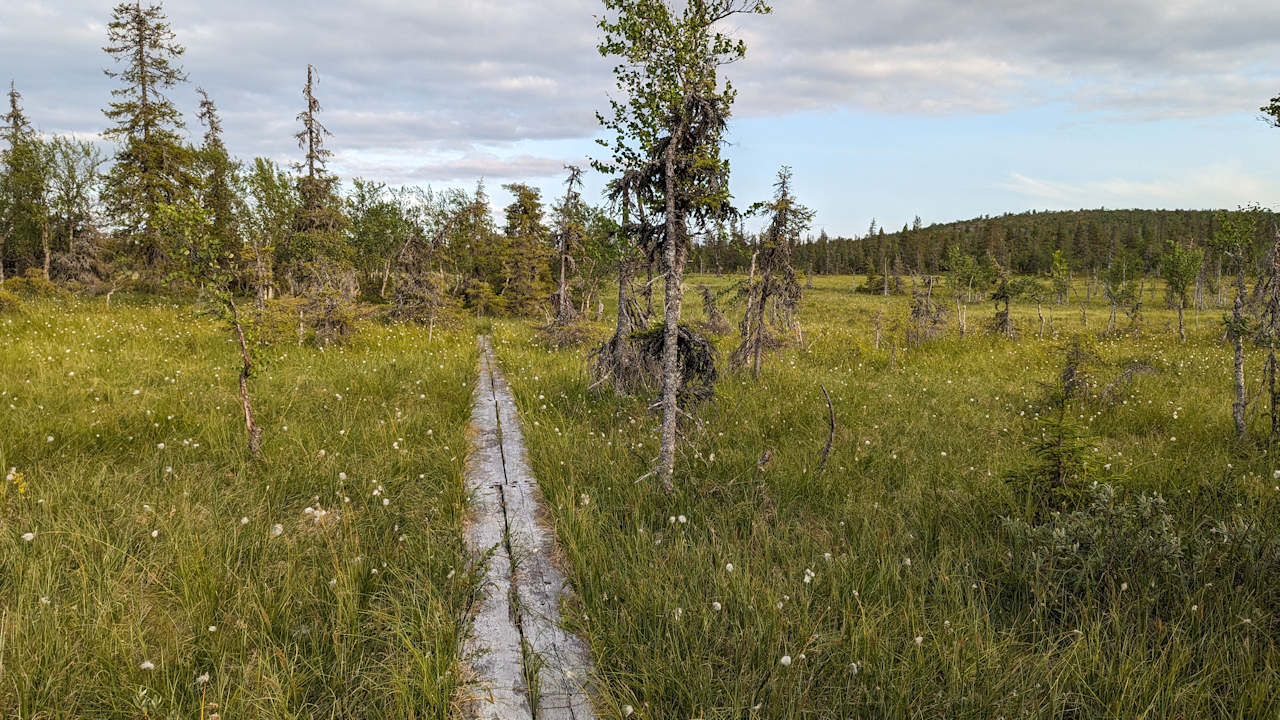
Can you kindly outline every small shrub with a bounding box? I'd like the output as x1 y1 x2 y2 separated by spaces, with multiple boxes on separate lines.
855 272 904 295
6 269 69 299
246 294 371 348
1001 482 1186 608
0 289 23 314
535 322 595 349
305 290 365 347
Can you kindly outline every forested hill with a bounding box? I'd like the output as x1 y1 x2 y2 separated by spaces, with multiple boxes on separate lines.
692 208 1279 276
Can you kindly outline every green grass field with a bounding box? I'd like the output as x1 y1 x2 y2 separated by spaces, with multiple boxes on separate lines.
492 274 1280 718
3 276 1278 718
0 296 477 718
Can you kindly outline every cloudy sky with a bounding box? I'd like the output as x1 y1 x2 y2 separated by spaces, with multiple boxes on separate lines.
4 0 1280 236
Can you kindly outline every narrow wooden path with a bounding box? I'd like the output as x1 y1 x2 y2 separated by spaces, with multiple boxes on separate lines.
462 336 596 720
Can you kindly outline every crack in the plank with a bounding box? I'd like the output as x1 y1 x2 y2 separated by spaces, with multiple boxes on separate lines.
469 337 596 720
486 342 537 720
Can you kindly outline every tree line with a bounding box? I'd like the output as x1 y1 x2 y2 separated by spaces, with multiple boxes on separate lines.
693 207 1279 284
0 2 629 326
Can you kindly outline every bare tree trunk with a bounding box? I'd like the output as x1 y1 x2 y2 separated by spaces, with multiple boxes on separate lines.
1037 301 1044 339
41 225 51 280
1178 304 1186 343
558 238 570 323
380 257 392 298
656 140 683 492
1270 351 1280 445
1217 256 1224 307
0 231 6 284
752 282 766 379
643 260 654 319
1234 326 1247 439
230 298 263 457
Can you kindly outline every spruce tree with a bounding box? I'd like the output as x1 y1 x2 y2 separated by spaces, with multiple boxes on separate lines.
501 183 552 316
2 82 35 282
285 65 346 292
102 0 191 273
731 166 813 377
195 89 239 273
1 83 55 280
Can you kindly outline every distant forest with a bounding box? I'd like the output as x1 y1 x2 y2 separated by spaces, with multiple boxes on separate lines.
693 208 1280 280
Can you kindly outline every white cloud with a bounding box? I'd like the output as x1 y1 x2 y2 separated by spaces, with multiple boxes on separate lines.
4 0 1280 192
1001 165 1279 210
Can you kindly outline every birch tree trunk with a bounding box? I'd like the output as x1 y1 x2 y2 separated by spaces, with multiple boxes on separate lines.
656 138 684 493
41 225 51 279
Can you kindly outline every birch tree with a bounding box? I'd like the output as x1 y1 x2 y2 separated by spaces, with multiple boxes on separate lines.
596 0 770 490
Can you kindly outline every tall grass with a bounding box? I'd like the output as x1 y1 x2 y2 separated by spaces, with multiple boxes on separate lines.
0 296 477 718
493 274 1280 718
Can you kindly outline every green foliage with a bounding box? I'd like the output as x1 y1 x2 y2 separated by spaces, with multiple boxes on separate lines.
0 288 22 313
242 157 297 297
193 89 240 271
1 84 54 275
1000 482 1186 607
595 0 771 254
345 178 414 299
502 182 553 316
463 278 505 317
101 0 193 263
1160 240 1204 309
1050 249 1071 303
943 244 988 300
1004 402 1098 519
1262 90 1280 129
4 268 68 299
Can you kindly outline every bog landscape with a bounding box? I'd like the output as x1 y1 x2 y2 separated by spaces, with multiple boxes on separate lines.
2 1 1280 718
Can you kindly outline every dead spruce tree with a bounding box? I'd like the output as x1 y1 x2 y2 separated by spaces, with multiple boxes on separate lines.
731 166 813 377
990 259 1017 337
596 0 770 490
698 283 731 334
552 165 586 327
906 274 947 345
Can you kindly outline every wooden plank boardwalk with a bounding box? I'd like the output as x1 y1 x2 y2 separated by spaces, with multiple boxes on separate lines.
461 336 596 720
